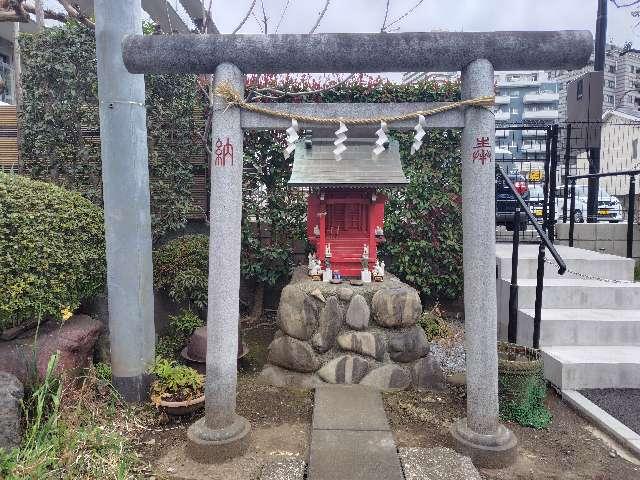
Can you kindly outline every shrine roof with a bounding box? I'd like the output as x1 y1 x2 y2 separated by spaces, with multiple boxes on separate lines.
288 138 409 188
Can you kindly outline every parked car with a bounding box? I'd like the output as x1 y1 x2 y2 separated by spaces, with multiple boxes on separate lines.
528 186 586 223
571 186 624 223
496 170 529 231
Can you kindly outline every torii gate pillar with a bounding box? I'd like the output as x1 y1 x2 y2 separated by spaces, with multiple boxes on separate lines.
451 59 517 467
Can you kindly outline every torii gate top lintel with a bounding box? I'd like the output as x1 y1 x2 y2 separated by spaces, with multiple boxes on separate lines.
122 30 593 75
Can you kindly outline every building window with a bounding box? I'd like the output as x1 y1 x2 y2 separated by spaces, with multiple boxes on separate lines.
609 65 616 73
635 97 640 107
606 95 614 104
607 80 615 88
511 107 519 114
633 139 638 160
509 90 520 97
576 79 583 101
631 66 636 73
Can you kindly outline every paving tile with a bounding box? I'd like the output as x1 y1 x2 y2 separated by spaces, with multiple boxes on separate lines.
313 385 390 431
307 430 403 480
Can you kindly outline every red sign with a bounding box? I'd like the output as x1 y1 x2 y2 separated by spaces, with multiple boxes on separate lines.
472 136 492 165
215 137 234 166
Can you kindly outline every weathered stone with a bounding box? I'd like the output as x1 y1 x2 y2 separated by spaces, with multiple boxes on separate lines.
278 285 318 341
0 372 24 451
399 447 481 480
388 326 430 363
359 365 411 391
310 289 326 303
337 287 354 302
311 296 343 353
345 294 370 330
318 355 369 384
412 355 446 391
36 314 104 380
372 288 422 328
257 364 323 389
336 332 385 361
268 336 320 373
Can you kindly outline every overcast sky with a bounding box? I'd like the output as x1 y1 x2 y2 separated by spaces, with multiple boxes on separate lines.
203 0 637 46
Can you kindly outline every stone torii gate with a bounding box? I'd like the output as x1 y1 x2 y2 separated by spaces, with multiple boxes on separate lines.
121 30 591 465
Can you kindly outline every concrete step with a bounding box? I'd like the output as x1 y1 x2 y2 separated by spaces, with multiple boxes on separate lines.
495 243 635 281
542 346 640 389
515 309 640 347
497 278 640 311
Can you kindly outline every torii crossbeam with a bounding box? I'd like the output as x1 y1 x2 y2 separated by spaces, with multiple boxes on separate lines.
120 29 592 466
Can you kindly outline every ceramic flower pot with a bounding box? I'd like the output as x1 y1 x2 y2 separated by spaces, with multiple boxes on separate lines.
151 392 205 416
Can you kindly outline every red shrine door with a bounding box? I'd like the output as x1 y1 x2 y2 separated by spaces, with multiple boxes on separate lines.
326 200 369 276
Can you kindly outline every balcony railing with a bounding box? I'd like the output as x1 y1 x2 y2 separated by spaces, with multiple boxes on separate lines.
495 110 511 121
522 110 559 120
521 129 548 137
522 92 559 103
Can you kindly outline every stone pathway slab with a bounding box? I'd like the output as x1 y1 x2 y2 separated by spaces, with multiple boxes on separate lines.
308 430 403 480
399 447 481 480
312 385 389 431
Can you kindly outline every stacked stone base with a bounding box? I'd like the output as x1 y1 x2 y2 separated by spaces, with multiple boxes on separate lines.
258 267 445 391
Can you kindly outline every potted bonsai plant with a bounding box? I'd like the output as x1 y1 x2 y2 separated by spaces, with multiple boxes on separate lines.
150 357 205 416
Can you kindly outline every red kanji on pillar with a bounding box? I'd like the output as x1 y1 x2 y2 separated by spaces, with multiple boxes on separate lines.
472 136 492 165
214 137 234 166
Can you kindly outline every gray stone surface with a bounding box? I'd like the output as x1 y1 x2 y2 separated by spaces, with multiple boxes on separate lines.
123 31 593 75
278 285 318 341
260 457 306 480
337 287 354 301
201 62 246 434
372 288 422 328
0 372 23 451
257 364 322 389
388 326 430 363
337 332 385 361
308 430 403 480
399 447 481 480
412 355 446 391
460 58 500 435
311 296 342 353
268 336 320 373
313 385 390 431
317 355 369 384
345 294 370 330
359 365 411 391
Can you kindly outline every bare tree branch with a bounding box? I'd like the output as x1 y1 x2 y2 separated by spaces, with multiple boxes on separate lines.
275 0 292 34
385 0 425 31
248 73 357 101
232 0 257 34
260 0 268 34
611 0 640 7
57 0 95 28
309 0 330 33
380 0 390 32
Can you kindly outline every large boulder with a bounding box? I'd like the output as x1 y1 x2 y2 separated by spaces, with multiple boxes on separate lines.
372 288 422 328
345 294 370 331
360 365 411 391
318 355 369 384
268 336 320 373
0 372 24 451
412 355 446 391
311 296 343 353
388 326 430 363
336 332 385 361
277 285 318 341
36 314 103 380
257 364 322 389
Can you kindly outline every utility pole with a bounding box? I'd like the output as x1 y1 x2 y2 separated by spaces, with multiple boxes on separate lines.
94 0 155 402
588 0 607 222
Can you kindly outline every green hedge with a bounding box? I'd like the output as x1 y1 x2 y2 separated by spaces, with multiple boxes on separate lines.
0 173 105 330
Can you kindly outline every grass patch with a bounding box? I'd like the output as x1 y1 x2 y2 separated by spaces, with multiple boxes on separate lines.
417 303 451 341
0 355 155 479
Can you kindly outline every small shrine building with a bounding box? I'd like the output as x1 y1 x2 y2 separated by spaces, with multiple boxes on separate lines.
288 137 408 278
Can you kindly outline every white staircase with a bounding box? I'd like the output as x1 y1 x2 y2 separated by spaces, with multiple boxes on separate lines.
496 244 640 390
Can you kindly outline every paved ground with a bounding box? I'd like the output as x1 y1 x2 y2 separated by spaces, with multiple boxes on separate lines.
580 389 640 435
307 385 404 480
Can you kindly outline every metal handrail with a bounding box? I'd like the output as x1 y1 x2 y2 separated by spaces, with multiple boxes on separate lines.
567 169 640 180
498 164 567 349
497 165 567 274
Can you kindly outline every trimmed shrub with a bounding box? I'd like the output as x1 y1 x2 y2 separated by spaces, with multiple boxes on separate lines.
153 235 208 310
0 173 105 330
